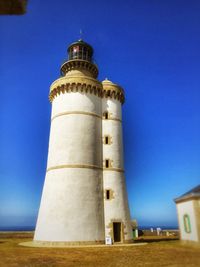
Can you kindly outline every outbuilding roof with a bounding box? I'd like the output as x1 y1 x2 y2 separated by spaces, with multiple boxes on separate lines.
174 185 200 203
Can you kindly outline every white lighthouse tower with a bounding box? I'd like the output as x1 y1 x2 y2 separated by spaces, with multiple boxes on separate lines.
34 39 132 245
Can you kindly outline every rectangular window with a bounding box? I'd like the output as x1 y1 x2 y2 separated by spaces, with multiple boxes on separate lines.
183 214 191 233
103 135 112 145
105 159 109 168
103 111 109 119
105 136 109 144
106 189 110 200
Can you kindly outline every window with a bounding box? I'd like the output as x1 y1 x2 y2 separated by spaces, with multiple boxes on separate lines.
105 136 109 144
104 135 111 145
106 189 110 200
69 46 92 61
183 214 191 233
105 159 112 168
105 159 109 168
105 189 114 200
103 111 109 119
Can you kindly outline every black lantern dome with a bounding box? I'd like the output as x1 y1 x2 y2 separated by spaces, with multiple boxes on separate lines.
67 39 93 62
60 39 98 78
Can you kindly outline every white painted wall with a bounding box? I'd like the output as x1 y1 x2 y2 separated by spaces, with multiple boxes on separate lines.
102 96 132 242
194 199 200 242
47 109 102 168
102 98 122 121
34 74 133 244
103 120 124 168
34 168 104 241
177 201 198 242
103 172 133 241
52 89 102 118
34 83 105 242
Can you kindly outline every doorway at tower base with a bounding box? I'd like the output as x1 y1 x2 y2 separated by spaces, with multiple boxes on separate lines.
105 220 133 244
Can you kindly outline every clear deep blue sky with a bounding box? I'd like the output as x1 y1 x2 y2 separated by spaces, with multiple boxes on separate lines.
0 0 200 229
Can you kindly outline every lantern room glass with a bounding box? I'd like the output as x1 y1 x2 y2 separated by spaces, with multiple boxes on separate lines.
68 45 92 61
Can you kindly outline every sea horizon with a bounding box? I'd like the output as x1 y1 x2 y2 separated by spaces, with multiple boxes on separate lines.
0 225 178 231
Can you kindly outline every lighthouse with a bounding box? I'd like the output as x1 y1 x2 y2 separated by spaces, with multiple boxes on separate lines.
34 39 132 245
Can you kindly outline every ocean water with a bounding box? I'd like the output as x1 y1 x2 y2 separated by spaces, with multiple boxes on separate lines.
0 226 35 231
0 225 178 231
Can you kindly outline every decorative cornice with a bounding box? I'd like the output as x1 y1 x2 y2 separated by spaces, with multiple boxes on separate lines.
102 79 125 104
49 77 125 104
49 82 102 102
60 59 98 78
102 87 125 104
50 75 101 89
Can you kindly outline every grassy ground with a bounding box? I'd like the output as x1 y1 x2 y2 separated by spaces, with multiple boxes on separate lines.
0 232 200 267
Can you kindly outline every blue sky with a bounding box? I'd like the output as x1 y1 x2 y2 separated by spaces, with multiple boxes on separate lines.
0 0 200 228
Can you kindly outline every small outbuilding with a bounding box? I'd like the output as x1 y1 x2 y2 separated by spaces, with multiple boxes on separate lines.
174 185 200 243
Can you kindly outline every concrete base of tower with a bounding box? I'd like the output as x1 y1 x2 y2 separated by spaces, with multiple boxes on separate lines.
19 239 136 248
19 240 105 247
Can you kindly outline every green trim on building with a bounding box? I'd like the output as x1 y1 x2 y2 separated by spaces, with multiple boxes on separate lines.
183 214 191 233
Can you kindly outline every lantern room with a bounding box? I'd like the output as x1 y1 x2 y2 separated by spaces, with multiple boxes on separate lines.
67 39 93 62
60 39 98 78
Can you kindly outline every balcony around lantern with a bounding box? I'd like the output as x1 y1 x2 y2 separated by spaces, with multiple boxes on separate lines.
60 58 99 78
60 40 98 77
